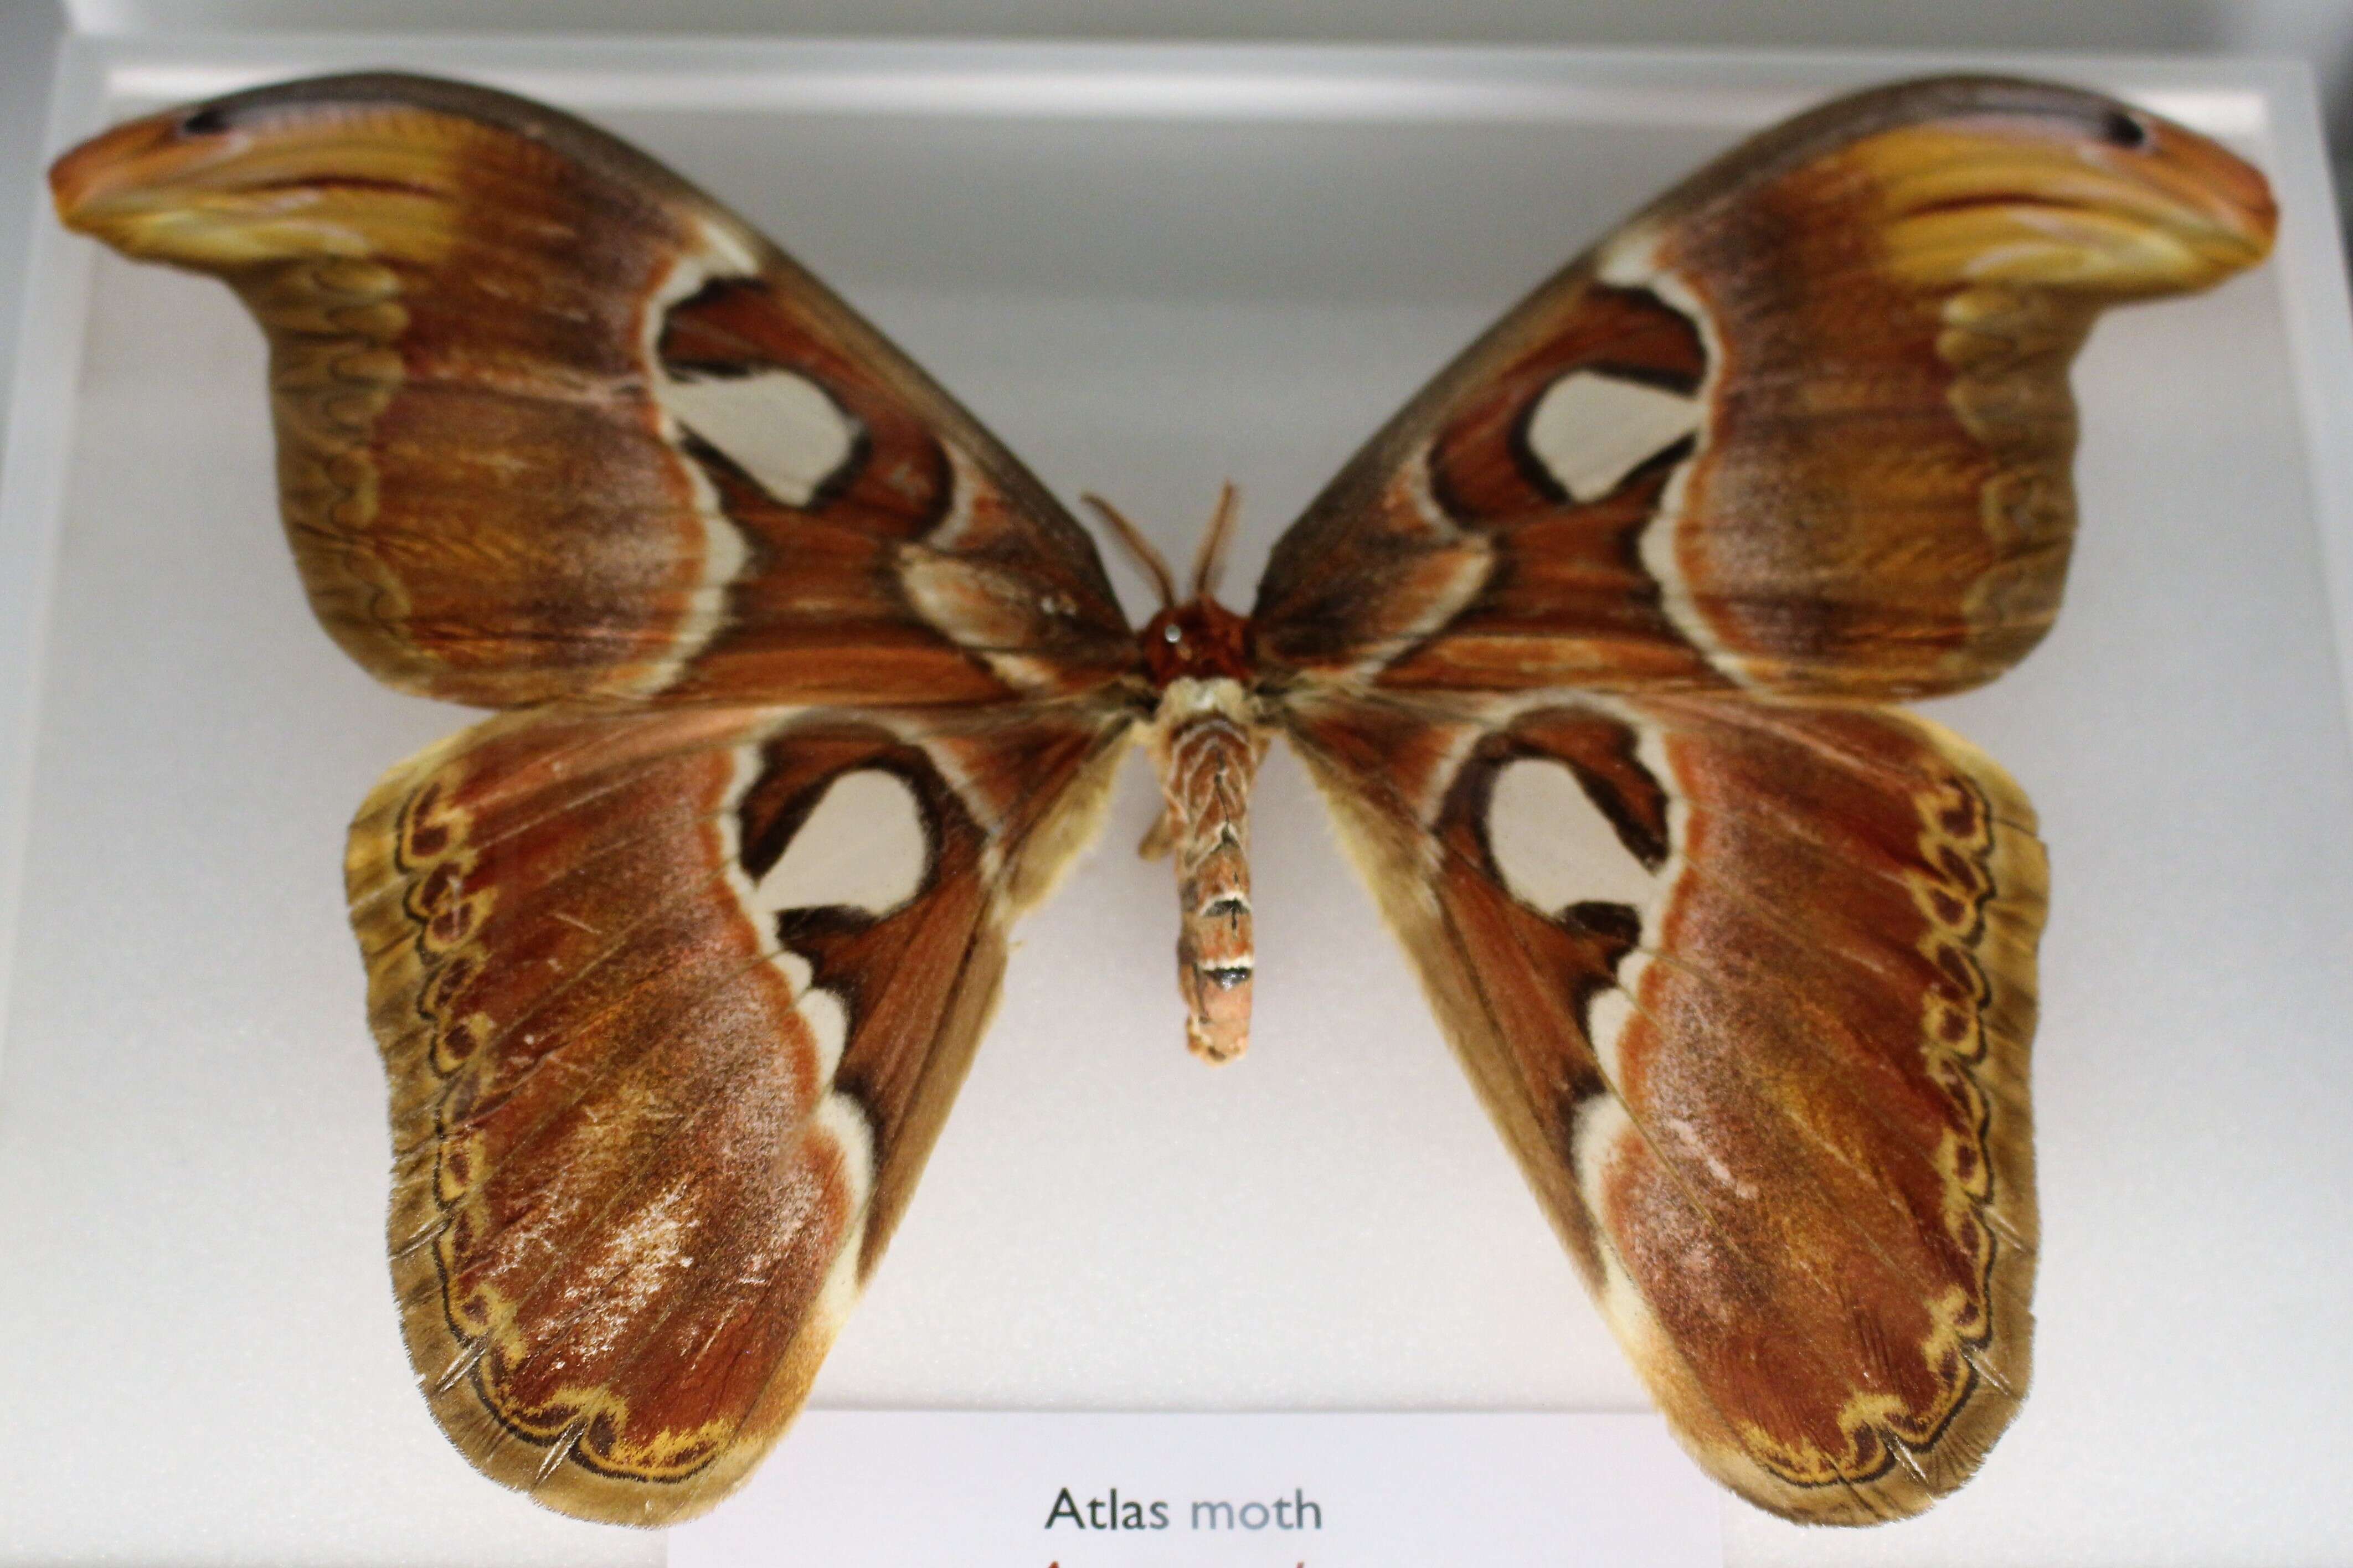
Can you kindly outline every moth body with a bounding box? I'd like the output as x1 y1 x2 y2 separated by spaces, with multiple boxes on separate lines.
1141 673 1273 1063
1100 486 1280 1064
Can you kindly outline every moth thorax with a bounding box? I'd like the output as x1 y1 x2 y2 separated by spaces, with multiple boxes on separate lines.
1145 677 1271 1064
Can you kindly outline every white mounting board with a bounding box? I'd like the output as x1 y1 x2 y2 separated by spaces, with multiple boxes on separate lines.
2 34 2350 1568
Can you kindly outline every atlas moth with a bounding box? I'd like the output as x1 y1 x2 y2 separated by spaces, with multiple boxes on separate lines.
51 71 2273 1525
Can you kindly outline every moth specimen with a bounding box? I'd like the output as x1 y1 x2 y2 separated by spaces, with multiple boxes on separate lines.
50 71 2273 1526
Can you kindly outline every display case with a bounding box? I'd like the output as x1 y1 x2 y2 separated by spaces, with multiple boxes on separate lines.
2 33 2350 1566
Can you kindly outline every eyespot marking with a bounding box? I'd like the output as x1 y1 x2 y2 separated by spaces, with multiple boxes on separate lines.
1485 756 1660 918
1522 369 1704 506
656 367 860 509
755 768 929 919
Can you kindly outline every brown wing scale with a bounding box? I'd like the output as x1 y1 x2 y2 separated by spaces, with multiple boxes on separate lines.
1248 81 2268 1519
347 700 1129 1523
49 73 1137 711
1254 76 2275 699
1289 688 2042 1521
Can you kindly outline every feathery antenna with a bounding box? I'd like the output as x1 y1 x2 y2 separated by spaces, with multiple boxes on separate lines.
1192 482 1240 600
1082 493 1175 610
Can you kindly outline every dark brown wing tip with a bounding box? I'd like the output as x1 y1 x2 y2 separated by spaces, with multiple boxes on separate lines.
135 68 712 207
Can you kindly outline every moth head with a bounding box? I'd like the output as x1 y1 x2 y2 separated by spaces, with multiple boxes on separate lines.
1823 90 2277 297
51 89 462 274
1083 484 1257 687
1140 595 1255 687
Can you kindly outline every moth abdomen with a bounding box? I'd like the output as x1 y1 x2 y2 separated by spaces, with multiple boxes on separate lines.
1144 674 1272 1064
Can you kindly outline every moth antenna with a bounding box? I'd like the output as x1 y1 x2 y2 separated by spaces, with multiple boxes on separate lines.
1192 482 1240 600
1082 492 1176 610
